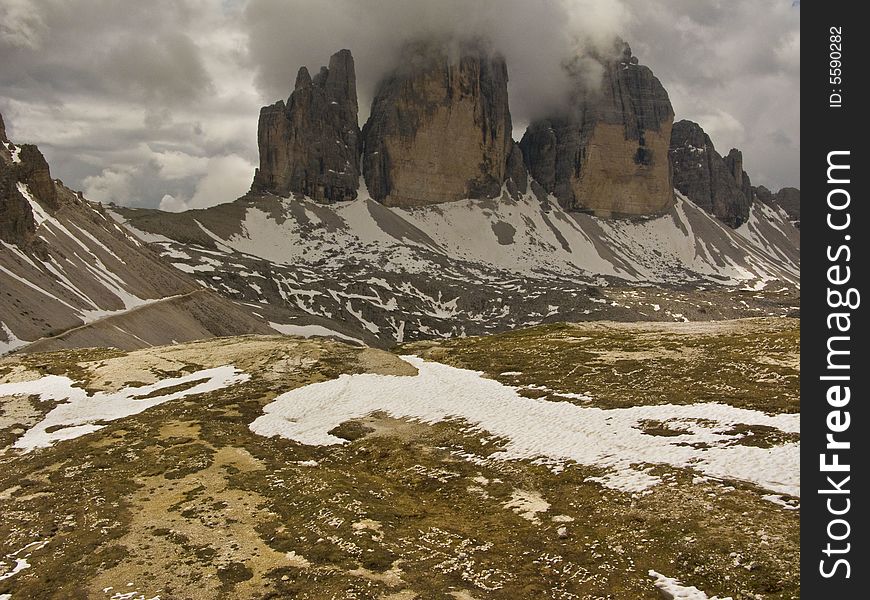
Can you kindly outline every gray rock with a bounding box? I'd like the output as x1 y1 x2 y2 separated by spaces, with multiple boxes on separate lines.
756 185 800 228
669 120 752 228
725 148 753 210
251 49 360 203
1 114 58 244
0 166 35 244
15 144 59 210
520 41 674 216
361 40 513 207
505 141 528 197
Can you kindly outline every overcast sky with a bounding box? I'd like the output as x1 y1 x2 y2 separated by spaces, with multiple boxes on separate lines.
0 0 799 211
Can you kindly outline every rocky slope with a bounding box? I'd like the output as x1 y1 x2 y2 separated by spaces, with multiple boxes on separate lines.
669 120 755 228
0 113 279 355
115 178 800 348
756 185 800 228
520 41 674 217
251 50 361 203
362 41 517 206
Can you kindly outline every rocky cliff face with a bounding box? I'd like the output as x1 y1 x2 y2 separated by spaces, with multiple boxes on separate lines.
251 49 360 203
520 42 674 217
0 165 35 245
756 185 800 228
361 41 514 207
1 113 57 244
669 120 752 228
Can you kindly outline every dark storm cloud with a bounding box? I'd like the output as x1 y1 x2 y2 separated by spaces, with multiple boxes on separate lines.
0 0 258 210
0 0 800 209
621 0 800 189
0 1 213 105
243 0 628 127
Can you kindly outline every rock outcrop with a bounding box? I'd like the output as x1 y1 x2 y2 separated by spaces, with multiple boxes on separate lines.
0 166 35 245
15 144 59 209
505 142 528 197
669 120 752 228
1 113 57 244
361 41 514 207
756 185 800 228
520 41 674 217
251 49 360 203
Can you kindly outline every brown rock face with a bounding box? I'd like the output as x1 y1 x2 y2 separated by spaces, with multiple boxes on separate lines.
520 42 674 216
1 114 59 244
361 41 514 207
251 49 360 203
505 141 528 197
669 120 752 228
15 144 59 209
0 167 35 244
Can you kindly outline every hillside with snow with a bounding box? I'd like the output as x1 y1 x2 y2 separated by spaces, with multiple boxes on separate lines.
113 182 800 346
0 123 276 355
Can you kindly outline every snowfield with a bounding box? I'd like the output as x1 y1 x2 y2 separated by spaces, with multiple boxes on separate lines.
0 366 250 451
251 356 799 497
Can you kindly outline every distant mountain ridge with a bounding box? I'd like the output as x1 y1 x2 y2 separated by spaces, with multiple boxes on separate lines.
112 180 799 347
0 37 800 353
253 43 797 233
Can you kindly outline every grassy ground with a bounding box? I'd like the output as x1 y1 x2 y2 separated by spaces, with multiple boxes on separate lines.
0 320 799 599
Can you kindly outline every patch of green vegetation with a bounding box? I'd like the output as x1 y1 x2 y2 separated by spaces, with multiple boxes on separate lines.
132 379 205 400
402 318 800 414
328 420 375 441
218 561 253 585
636 419 690 437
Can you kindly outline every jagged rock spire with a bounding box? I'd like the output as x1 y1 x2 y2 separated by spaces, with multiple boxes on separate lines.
251 49 360 203
669 120 752 228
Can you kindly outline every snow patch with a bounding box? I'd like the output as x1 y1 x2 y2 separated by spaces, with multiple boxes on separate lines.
250 356 799 496
1 366 250 451
648 570 732 600
761 494 800 510
268 322 364 346
4 141 21 163
0 540 48 583
0 322 27 356
504 490 550 524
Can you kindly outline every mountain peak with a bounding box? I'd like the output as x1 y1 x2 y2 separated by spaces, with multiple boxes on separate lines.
520 41 675 217
252 49 361 203
294 66 312 90
755 184 801 228
1 114 59 244
670 119 753 228
361 40 514 207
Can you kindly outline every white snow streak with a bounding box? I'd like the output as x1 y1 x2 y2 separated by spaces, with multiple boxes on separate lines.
3 141 21 163
0 322 27 356
0 366 250 451
268 322 364 345
250 356 799 496
649 570 732 600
